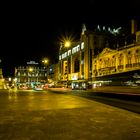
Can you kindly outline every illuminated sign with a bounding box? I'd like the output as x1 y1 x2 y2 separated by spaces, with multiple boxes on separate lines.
97 25 122 35
71 73 78 80
59 42 84 60
27 61 39 65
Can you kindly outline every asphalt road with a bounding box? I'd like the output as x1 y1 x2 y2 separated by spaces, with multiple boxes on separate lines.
0 89 140 140
48 87 140 114
69 91 140 114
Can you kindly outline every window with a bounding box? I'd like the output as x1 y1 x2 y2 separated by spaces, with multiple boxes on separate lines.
137 35 140 43
81 42 84 49
68 50 71 56
74 59 80 72
135 49 140 63
112 56 116 66
128 57 131 64
119 54 123 65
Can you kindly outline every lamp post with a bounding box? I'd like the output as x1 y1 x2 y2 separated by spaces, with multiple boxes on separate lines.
28 67 33 88
64 41 71 88
42 58 49 83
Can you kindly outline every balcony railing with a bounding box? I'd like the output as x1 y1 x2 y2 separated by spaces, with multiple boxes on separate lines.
118 65 124 69
94 62 140 77
132 63 140 67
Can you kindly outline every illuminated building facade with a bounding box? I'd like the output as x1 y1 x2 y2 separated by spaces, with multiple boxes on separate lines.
0 68 4 89
47 63 59 84
92 21 140 86
92 40 140 86
15 61 47 88
58 24 113 86
0 59 4 89
58 20 140 88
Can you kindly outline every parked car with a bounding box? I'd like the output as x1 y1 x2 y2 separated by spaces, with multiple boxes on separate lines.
34 85 43 91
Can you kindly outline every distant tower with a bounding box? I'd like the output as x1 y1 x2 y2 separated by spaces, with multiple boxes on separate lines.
81 23 87 35
131 19 137 34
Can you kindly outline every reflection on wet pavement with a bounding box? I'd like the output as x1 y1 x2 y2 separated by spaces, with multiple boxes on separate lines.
1 91 94 111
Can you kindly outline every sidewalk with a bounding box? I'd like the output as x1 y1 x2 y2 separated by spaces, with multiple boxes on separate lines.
87 86 140 95
47 86 140 95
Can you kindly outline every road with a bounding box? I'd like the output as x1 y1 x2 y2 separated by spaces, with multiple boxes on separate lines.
48 86 140 113
69 90 140 114
0 89 140 140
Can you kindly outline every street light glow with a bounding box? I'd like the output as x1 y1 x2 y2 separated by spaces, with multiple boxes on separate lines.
42 58 48 64
58 33 75 49
43 60 48 63
29 68 33 72
64 41 71 48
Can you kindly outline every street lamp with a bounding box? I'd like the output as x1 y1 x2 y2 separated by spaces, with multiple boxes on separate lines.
42 58 48 65
64 41 71 88
64 41 71 48
42 58 49 83
28 67 34 88
29 67 33 72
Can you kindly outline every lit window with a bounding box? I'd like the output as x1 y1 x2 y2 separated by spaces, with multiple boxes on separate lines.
81 60 84 64
59 55 61 60
81 42 84 49
72 47 77 54
76 45 80 52
18 72 20 76
68 50 71 56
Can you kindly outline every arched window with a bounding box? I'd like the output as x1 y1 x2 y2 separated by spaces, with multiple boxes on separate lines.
127 51 132 64
99 59 102 69
112 55 116 67
119 54 123 65
74 58 80 72
135 49 140 63
18 72 20 76
104 58 110 67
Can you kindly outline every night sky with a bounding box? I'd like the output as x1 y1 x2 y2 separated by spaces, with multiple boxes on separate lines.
1 0 140 77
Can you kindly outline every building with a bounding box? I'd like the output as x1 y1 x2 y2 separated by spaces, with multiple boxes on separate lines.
15 61 47 89
92 20 140 86
0 68 4 89
0 59 4 89
92 41 140 86
47 63 59 85
58 20 140 89
58 24 121 87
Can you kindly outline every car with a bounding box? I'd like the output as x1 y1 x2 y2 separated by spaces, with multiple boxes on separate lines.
34 85 43 91
34 87 43 91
